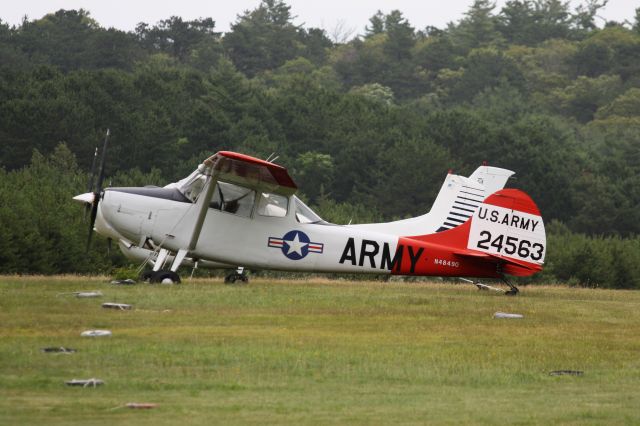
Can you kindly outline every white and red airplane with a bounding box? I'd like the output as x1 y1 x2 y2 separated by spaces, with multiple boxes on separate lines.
74 145 545 294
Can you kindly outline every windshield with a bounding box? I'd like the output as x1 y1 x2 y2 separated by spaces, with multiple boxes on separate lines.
178 172 207 203
294 196 324 224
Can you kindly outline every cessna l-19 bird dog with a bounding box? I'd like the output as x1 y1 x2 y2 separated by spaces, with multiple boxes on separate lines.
74 145 545 294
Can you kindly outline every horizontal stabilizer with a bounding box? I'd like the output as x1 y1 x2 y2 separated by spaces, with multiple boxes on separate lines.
453 249 542 276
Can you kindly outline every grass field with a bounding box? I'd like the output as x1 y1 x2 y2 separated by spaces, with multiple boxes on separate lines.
1 276 639 425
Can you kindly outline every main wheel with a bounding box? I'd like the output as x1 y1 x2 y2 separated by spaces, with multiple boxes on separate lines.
150 270 181 284
140 270 154 282
224 273 249 284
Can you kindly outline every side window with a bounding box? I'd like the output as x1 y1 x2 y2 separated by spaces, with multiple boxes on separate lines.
210 182 255 218
257 193 288 217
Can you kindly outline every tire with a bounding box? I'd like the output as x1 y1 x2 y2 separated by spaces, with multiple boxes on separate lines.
224 273 249 284
140 270 154 282
150 270 181 284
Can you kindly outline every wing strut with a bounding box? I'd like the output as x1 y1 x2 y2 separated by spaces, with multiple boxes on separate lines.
188 165 217 250
164 164 218 274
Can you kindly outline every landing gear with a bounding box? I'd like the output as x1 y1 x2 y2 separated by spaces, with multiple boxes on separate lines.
224 267 249 284
150 270 181 284
503 277 519 296
224 273 248 284
140 270 154 282
460 277 519 295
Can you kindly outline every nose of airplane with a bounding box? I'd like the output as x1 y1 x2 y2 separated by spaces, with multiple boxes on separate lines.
72 192 95 204
76 189 125 242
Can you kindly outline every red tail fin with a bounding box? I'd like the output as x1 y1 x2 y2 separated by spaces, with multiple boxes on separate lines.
405 189 546 277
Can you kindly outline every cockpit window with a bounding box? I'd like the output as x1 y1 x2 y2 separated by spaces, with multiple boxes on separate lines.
294 196 324 223
210 181 255 218
257 193 288 217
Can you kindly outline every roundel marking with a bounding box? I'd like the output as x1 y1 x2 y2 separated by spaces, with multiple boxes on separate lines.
267 230 324 260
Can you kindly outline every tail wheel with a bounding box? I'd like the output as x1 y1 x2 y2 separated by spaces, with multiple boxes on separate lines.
150 270 181 284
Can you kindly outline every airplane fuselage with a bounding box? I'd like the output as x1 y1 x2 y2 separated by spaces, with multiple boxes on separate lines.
98 188 500 278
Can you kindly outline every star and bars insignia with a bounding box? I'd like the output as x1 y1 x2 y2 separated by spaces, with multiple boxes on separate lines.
268 230 324 260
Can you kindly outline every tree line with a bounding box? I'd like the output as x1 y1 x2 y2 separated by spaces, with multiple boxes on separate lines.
0 1 639 288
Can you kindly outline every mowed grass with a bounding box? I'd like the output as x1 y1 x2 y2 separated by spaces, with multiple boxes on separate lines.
1 276 639 425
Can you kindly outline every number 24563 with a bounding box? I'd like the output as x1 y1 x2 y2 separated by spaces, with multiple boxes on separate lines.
476 231 544 261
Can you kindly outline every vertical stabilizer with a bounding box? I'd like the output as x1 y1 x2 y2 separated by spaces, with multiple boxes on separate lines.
432 166 515 232
468 166 514 197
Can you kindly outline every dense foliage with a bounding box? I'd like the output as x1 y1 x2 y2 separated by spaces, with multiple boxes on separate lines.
0 1 639 288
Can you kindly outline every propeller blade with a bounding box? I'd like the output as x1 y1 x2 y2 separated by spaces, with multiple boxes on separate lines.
87 146 98 193
86 129 110 250
95 129 110 195
84 146 99 221
87 199 99 249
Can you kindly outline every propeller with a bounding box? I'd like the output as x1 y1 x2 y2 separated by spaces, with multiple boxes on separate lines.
83 146 99 221
87 129 110 249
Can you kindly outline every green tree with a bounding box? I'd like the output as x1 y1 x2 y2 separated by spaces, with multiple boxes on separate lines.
349 83 395 105
135 16 222 67
12 9 141 70
365 11 385 38
496 0 572 45
0 145 113 274
594 87 640 119
224 0 326 77
548 74 623 122
572 27 640 80
292 152 335 203
413 34 459 73
334 10 423 99
451 0 503 51
571 0 609 34
383 10 415 61
449 47 525 102
374 138 455 217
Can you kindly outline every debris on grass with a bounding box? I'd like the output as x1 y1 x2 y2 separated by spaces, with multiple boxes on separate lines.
65 378 104 387
81 330 112 337
41 347 76 353
126 403 158 409
76 291 104 298
493 312 524 319
57 291 103 298
102 302 132 310
110 279 137 285
549 370 584 376
136 308 172 314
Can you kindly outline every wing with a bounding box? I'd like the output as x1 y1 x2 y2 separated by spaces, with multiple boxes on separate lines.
205 151 297 196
